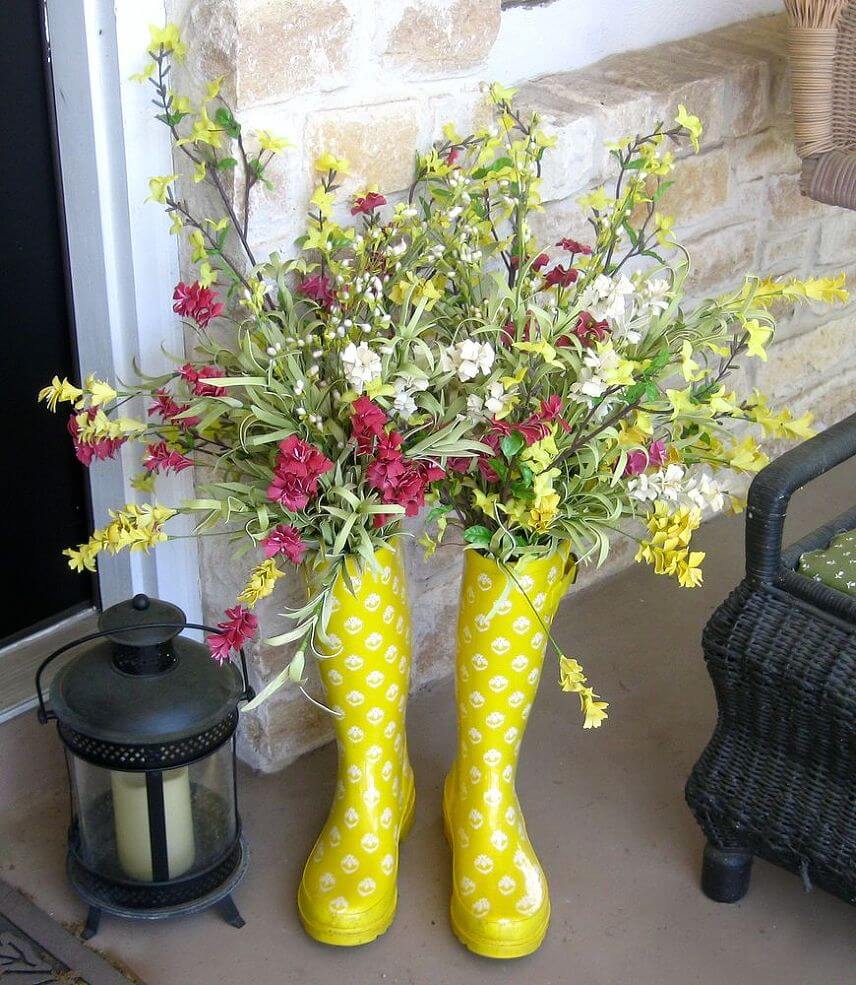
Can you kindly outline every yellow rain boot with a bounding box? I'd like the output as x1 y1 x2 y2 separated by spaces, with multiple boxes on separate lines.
443 547 575 958
298 543 415 946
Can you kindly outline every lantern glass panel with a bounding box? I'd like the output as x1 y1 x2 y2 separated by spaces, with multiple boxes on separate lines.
67 742 237 884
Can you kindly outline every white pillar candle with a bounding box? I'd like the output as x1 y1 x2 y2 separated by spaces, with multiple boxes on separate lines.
111 767 196 881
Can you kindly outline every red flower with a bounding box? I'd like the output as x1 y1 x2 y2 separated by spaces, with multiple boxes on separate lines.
555 238 592 255
574 311 610 346
544 264 578 288
510 253 549 271
207 605 258 664
557 311 610 348
366 432 443 520
179 363 227 398
261 524 307 565
350 396 389 455
267 435 333 511
143 442 193 474
148 389 200 430
447 146 461 166
298 273 336 309
172 281 224 328
538 395 572 433
351 192 387 215
499 319 532 347
67 409 126 467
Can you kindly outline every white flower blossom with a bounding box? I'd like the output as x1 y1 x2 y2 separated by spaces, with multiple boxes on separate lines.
441 339 495 382
628 464 687 504
686 471 725 513
341 341 382 393
392 375 428 418
467 381 511 420
578 273 635 325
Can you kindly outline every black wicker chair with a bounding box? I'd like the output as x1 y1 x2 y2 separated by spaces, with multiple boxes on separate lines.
685 411 856 906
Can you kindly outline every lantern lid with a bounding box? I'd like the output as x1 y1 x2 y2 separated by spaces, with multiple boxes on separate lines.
99 593 185 647
49 598 244 754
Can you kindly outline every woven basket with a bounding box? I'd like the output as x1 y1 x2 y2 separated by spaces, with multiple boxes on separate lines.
790 3 856 206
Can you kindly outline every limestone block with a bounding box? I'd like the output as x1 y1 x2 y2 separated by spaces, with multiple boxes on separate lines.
683 222 758 295
382 0 502 76
766 173 833 225
664 148 730 227
734 127 800 183
755 315 856 404
517 84 598 201
305 100 424 196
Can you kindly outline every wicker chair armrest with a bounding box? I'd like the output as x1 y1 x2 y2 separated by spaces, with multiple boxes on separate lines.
745 411 856 584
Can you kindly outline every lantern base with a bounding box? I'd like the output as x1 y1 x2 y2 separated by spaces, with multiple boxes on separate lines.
67 833 249 938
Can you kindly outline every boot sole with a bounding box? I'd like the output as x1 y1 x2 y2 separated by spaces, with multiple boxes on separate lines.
442 786 549 959
298 777 416 947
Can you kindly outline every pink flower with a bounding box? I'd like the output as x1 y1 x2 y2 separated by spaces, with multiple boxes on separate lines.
67 409 126 466
267 435 333 511
623 450 649 477
555 238 592 255
544 264 578 289
298 273 336 309
148 389 200 430
350 396 389 455
648 440 667 467
261 524 307 564
207 605 258 664
172 282 224 328
351 192 387 215
179 363 227 398
366 433 443 519
143 442 193 474
447 146 461 166
622 440 668 477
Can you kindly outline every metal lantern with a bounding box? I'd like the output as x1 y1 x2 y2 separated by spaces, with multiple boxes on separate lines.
36 594 254 939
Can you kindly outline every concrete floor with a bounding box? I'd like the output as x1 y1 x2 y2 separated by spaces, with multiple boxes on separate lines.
2 462 855 985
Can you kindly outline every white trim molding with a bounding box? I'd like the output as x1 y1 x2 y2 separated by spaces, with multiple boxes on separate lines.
45 0 202 625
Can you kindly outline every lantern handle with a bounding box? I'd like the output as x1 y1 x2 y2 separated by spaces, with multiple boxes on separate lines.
35 622 254 724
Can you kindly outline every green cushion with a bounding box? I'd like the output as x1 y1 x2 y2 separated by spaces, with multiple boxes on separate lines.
798 528 856 597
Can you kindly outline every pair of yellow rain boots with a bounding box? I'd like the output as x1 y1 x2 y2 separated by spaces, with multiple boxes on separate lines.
297 543 574 958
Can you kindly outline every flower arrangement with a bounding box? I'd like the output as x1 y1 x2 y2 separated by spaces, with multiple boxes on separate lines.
41 26 483 708
40 27 846 722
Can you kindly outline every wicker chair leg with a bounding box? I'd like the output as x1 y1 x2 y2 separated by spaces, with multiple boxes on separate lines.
701 843 753 903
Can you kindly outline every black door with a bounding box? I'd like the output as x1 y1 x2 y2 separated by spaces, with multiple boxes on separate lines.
0 0 95 642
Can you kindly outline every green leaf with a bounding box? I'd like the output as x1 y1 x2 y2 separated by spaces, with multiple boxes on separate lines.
217 157 238 171
501 432 526 461
463 525 492 548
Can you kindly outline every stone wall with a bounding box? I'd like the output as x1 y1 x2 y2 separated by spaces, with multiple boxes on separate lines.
172 3 856 771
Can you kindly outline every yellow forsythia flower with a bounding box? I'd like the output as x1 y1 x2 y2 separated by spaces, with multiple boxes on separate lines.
314 152 350 175
147 174 178 204
675 104 703 152
148 24 186 60
256 130 290 155
743 319 773 361
310 186 336 218
39 376 83 411
238 559 284 607
84 374 117 407
66 504 176 571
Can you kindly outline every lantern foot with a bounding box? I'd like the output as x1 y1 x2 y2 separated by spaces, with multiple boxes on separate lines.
215 894 245 929
81 905 102 940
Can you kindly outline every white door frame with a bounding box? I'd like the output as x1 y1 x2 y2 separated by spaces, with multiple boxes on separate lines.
44 0 202 625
